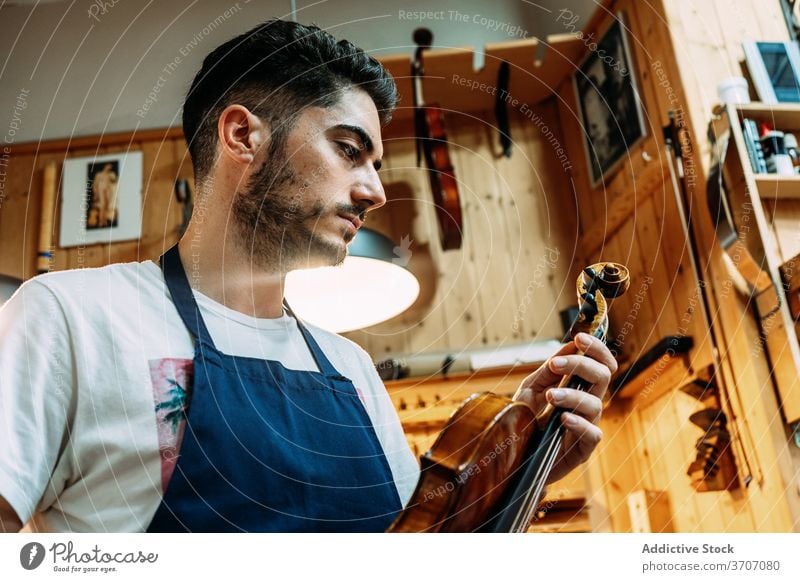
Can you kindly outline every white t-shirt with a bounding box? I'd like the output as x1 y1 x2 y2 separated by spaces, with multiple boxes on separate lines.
0 260 419 532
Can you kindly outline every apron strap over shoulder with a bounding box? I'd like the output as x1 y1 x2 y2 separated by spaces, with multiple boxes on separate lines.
159 245 217 348
283 298 341 379
160 244 346 380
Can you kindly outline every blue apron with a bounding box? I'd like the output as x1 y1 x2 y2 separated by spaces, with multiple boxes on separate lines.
147 245 402 532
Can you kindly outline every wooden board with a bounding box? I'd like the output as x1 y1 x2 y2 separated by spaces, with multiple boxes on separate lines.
378 34 585 123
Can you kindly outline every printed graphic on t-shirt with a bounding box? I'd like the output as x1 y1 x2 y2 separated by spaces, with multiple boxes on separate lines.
148 358 193 492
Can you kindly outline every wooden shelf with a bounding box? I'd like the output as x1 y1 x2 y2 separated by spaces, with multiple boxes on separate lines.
753 174 800 200
378 34 585 122
717 102 800 424
732 102 800 128
611 336 694 402
385 363 539 430
733 101 800 201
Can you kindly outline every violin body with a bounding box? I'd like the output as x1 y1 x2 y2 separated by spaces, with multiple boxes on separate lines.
388 392 537 532
388 263 631 532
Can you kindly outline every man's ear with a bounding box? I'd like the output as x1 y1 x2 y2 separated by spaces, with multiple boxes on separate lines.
217 105 269 166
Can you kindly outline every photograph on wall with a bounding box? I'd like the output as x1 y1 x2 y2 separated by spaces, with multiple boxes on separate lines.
574 15 646 186
87 160 120 229
59 151 143 247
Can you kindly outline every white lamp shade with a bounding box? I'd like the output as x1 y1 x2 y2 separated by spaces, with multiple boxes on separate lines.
284 229 420 333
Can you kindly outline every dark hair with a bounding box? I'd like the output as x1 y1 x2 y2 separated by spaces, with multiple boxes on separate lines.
182 19 397 181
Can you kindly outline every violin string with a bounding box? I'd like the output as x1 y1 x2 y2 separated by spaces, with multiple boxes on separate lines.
511 433 556 531
521 433 563 531
524 435 563 530
511 431 563 531
518 435 562 531
511 434 560 532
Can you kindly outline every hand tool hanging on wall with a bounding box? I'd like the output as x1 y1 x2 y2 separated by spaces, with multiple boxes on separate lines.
495 61 513 158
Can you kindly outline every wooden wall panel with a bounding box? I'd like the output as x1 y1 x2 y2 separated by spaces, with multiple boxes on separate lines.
585 402 635 532
2 106 577 361
1 132 186 280
556 0 799 532
344 108 578 356
657 0 799 532
0 153 39 279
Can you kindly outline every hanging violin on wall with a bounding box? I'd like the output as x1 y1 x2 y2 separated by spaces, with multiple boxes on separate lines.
411 28 463 251
388 262 631 532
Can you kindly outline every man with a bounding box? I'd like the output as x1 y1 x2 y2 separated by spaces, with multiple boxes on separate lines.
0 19 615 532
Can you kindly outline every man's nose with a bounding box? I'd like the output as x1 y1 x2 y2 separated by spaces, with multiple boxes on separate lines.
352 166 386 211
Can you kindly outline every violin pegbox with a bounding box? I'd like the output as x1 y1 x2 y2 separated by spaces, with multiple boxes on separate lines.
569 262 631 341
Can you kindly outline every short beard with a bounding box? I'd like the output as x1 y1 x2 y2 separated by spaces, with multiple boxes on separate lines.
232 139 349 273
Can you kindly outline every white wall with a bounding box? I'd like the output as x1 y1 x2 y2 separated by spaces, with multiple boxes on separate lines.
0 0 600 144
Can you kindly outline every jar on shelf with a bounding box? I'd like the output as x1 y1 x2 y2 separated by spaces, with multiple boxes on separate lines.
784 133 800 174
761 131 794 175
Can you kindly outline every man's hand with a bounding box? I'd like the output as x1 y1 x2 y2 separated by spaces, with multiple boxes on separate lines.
512 332 617 484
0 496 22 533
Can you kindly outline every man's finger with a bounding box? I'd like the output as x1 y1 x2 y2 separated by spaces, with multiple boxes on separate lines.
574 332 618 374
561 411 603 458
517 341 579 394
546 354 612 398
547 388 603 423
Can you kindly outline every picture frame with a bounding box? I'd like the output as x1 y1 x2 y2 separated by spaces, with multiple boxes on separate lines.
573 14 647 187
743 41 800 104
59 151 143 248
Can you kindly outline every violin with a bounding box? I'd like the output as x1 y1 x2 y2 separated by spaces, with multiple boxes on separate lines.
388 263 631 532
412 28 463 251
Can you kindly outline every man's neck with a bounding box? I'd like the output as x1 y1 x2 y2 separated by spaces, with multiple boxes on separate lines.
177 223 287 320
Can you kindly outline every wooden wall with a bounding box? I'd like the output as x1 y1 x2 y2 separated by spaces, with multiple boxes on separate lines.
662 0 800 533
552 0 799 532
0 128 190 277
344 108 578 356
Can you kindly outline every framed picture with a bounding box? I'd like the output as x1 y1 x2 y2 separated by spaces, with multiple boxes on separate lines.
59 151 143 247
743 41 800 104
573 14 646 186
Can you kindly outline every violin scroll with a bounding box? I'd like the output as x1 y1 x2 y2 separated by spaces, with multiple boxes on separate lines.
412 27 433 50
568 262 630 341
585 262 631 298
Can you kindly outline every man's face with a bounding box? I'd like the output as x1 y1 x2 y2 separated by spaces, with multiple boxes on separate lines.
232 87 386 273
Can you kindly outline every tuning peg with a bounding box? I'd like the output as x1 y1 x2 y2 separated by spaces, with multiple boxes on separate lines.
579 292 598 319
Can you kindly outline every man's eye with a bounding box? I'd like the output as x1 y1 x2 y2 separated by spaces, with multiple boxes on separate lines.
338 142 360 161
